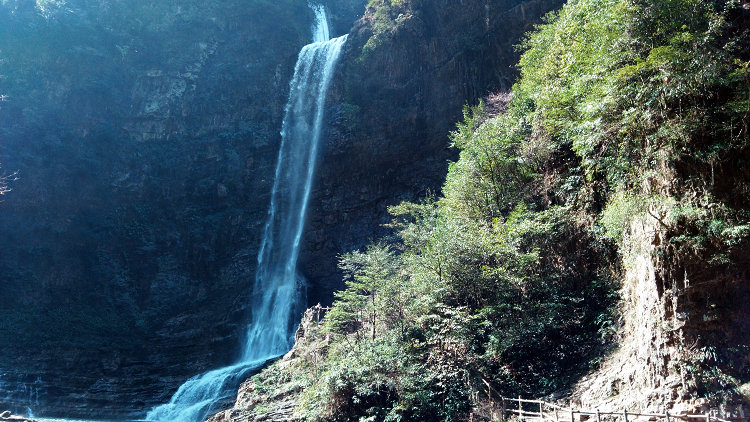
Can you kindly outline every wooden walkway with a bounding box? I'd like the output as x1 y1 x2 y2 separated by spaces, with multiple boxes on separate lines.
492 396 746 422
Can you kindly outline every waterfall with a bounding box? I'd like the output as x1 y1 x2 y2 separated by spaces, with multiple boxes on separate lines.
145 5 346 422
241 11 346 364
310 3 330 43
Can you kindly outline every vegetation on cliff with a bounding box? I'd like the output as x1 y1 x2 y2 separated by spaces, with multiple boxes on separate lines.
237 0 750 420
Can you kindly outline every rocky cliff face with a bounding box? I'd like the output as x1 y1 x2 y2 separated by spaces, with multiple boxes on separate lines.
300 0 563 305
0 0 562 418
205 306 329 422
572 212 750 416
0 0 361 418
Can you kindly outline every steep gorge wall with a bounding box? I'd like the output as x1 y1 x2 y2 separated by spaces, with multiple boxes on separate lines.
573 212 750 416
0 0 563 418
0 0 362 417
301 0 563 304
572 215 686 411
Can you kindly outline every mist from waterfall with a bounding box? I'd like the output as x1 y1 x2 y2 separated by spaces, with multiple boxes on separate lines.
145 5 346 422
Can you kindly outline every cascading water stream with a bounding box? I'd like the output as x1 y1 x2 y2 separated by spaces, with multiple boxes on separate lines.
145 5 346 422
241 6 346 363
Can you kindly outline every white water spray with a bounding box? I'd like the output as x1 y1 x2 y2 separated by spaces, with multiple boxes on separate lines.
310 3 330 43
145 5 346 422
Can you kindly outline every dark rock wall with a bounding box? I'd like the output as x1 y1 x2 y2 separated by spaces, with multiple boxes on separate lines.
0 0 362 418
0 0 559 418
300 0 563 304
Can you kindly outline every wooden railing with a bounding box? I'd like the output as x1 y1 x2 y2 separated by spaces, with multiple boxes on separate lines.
495 396 745 422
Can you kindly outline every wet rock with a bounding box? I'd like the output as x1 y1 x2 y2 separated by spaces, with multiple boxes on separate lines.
0 410 37 422
0 0 347 418
205 305 328 422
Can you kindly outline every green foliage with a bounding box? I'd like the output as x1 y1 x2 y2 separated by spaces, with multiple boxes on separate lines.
358 0 420 61
600 191 649 242
292 189 616 420
515 0 750 248
389 361 470 422
359 0 404 59
325 244 405 339
516 0 749 200
251 0 750 417
443 104 536 221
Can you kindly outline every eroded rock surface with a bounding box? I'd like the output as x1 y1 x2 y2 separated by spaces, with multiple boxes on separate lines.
300 0 564 305
0 0 561 418
206 306 330 422
572 213 750 418
0 0 360 418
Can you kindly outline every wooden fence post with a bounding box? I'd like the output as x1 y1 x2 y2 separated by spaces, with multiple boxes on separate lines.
482 379 495 421
499 396 733 422
540 401 544 420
